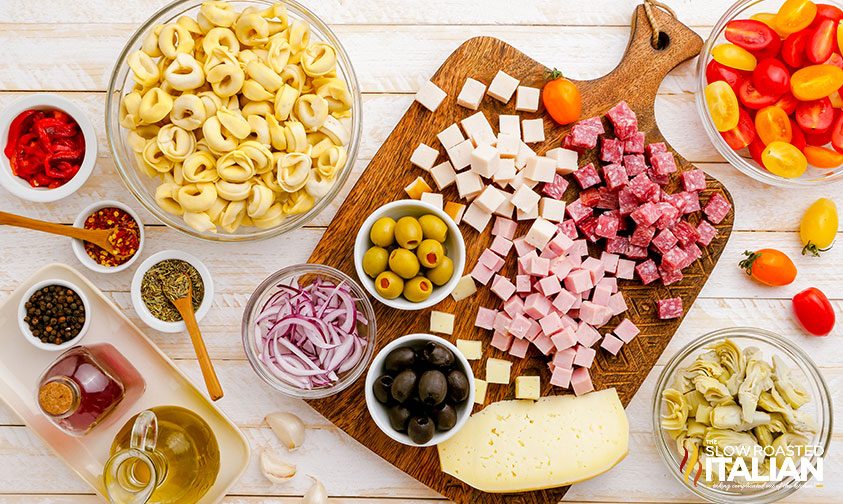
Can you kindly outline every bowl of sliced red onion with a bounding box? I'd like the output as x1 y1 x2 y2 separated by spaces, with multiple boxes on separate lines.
241 263 377 399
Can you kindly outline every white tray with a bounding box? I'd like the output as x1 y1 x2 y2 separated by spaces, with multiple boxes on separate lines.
0 263 249 503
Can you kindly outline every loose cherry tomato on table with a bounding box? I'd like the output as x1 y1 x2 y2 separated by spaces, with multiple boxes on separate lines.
793 287 835 336
791 64 843 100
775 91 800 114
807 18 838 63
712 43 759 71
753 58 791 95
804 144 843 166
774 0 818 35
739 248 798 286
790 117 809 149
705 81 741 131
738 80 781 109
795 96 835 133
800 197 838 255
725 19 780 53
542 70 582 125
755 105 793 144
762 140 809 177
706 59 748 90
781 29 812 67
721 108 757 149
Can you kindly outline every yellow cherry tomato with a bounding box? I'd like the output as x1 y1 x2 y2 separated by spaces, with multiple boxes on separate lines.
804 145 843 167
791 64 843 100
762 141 808 178
774 0 818 35
800 198 838 256
711 43 758 71
755 106 793 145
839 22 843 56
751 12 790 37
705 81 741 132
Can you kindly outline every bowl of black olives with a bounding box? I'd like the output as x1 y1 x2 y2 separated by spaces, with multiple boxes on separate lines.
365 333 474 446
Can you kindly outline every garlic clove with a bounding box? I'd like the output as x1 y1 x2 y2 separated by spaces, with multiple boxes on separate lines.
302 475 329 504
260 448 297 484
266 411 306 451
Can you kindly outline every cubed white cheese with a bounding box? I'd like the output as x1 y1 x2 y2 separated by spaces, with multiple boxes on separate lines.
447 139 474 171
451 275 477 301
525 217 557 249
486 357 512 384
493 158 517 187
522 118 545 144
420 192 444 210
461 111 496 146
515 141 536 169
524 156 556 183
488 70 520 103
539 197 566 222
515 85 540 112
545 147 579 174
510 170 538 190
415 80 447 112
430 161 457 190
494 193 515 218
510 184 540 212
470 143 499 178
455 170 483 199
456 339 483 360
474 378 488 404
437 123 465 150
430 311 455 335
517 204 539 221
474 185 506 213
515 375 541 400
444 201 466 224
499 114 521 138
462 201 492 232
456 77 486 110
410 143 439 171
496 133 520 159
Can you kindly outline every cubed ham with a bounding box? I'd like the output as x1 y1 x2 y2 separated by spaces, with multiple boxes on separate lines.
478 248 505 272
696 219 718 246
508 313 531 339
614 318 640 342
542 173 570 199
547 232 575 255
575 322 601 347
490 235 514 256
539 312 564 335
550 326 578 351
524 293 552 319
598 276 618 293
517 250 538 272
537 275 562 297
600 137 624 164
525 319 541 341
471 262 496 285
532 332 555 355
552 347 576 369
570 239 589 257
564 269 593 294
509 338 530 358
600 333 624 355
573 345 597 368
573 163 601 189
603 163 628 191
681 169 706 192
704 193 732 224
615 258 636 280
515 274 532 293
503 296 525 318
550 366 573 388
491 330 514 351
550 256 574 279
601 252 620 274
552 289 578 313
491 274 516 301
475 307 497 330
528 256 550 276
571 367 594 396
591 283 613 306
652 228 678 254
513 236 536 257
493 312 511 334
581 257 605 284
607 292 628 316
635 259 660 285
657 297 684 319
650 151 677 175
580 301 612 327
624 131 645 154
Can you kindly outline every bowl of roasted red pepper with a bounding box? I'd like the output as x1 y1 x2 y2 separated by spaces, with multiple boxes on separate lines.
0 94 96 201
699 0 843 187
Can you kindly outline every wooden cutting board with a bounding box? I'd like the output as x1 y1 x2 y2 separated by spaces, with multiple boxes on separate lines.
308 5 733 503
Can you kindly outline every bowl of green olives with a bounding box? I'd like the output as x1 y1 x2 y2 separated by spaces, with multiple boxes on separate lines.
354 200 466 310
365 334 475 446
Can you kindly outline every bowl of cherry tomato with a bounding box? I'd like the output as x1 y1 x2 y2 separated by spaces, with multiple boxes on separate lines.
699 0 843 186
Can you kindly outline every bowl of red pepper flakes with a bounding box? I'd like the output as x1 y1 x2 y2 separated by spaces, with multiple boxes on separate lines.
0 94 96 202
72 200 144 274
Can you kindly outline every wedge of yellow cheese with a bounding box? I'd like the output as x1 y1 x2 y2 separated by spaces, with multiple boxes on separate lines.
437 388 628 493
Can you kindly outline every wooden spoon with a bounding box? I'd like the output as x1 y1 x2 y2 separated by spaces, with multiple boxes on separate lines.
0 211 135 258
161 273 224 401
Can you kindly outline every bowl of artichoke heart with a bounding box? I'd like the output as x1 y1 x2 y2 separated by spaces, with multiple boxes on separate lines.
653 327 832 504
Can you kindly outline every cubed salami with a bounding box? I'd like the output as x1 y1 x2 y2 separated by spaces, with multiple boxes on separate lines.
630 202 661 227
606 101 638 140
557 220 579 240
652 228 678 254
672 221 700 246
657 297 683 319
623 154 647 177
566 199 592 223
606 236 629 255
681 169 707 192
704 193 732 224
618 187 639 215
647 166 670 186
542 173 570 199
696 219 718 246
569 117 605 150
625 244 649 259
624 131 645 154
646 142 668 158
677 191 701 214
635 259 660 284
662 247 688 271
600 138 624 164
650 151 678 176
595 187 620 210
580 187 601 207
658 266 684 286
656 203 681 229
595 213 619 239
629 173 659 201
629 225 655 247
603 163 628 191
577 214 600 243
573 162 601 189
681 242 702 263
561 134 579 152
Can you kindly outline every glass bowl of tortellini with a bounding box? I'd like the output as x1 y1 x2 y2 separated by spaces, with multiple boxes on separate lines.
652 327 832 503
106 0 361 241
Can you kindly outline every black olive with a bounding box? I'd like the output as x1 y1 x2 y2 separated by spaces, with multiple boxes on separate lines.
390 369 418 403
387 405 412 432
372 375 394 404
418 370 447 406
433 403 458 431
446 369 470 403
421 342 455 368
384 347 416 374
407 416 435 444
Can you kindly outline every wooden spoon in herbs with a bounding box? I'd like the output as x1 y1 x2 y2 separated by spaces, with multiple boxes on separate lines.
0 211 138 259
161 273 224 401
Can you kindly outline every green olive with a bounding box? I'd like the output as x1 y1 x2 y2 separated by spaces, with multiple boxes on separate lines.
388 248 420 279
416 239 444 268
362 246 389 278
375 271 404 299
426 255 454 286
418 214 448 243
394 216 423 249
404 276 433 302
369 217 396 247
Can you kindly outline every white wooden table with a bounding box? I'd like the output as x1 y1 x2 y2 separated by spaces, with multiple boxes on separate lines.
0 1 839 502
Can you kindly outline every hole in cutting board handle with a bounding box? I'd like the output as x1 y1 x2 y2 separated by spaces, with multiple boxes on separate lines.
652 31 670 50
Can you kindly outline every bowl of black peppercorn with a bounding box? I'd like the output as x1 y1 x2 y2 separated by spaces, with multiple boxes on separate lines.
18 279 91 351
365 333 474 447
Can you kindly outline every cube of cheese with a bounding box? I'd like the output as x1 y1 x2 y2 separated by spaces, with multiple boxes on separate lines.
457 77 487 110
420 192 444 210
461 112 496 146
510 184 540 212
430 161 457 190
444 201 466 224
493 158 517 187
515 85 540 112
475 185 506 213
494 192 515 218
437 123 465 149
546 147 579 175
457 339 483 360
488 70 520 103
524 156 556 183
462 202 492 232
473 378 488 404
515 375 541 400
522 118 545 144
410 143 439 171
539 197 566 222
515 141 536 169
430 311 456 334
447 139 474 171
470 143 499 178
451 275 477 301
499 114 521 137
455 171 483 199
525 218 557 249
496 133 520 159
486 357 512 384
415 79 447 112
404 176 432 199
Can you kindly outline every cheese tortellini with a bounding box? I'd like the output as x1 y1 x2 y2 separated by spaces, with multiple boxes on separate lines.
120 0 351 233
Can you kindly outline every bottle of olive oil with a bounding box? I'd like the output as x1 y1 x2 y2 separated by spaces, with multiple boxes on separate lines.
103 406 220 504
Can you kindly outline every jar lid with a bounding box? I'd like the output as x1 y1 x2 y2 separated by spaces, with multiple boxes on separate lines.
38 380 75 416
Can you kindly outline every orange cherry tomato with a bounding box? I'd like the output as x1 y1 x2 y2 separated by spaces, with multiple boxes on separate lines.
542 70 581 125
791 64 843 100
804 145 843 166
711 43 759 71
705 81 741 131
762 140 809 177
775 0 818 35
838 19 843 54
755 106 793 144
739 248 798 286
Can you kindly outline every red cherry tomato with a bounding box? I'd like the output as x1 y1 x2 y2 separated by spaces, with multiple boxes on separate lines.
795 97 835 133
738 79 781 109
816 3 843 22
830 111 843 151
706 59 748 90
805 124 835 145
755 36 784 60
748 136 767 166
782 29 812 67
725 19 780 52
753 58 792 95
807 18 838 63
790 117 808 150
721 108 757 149
823 52 843 70
792 287 835 336
775 91 800 114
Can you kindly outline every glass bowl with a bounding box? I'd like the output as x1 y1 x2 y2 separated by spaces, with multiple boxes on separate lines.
105 0 362 241
652 327 832 503
241 263 377 399
697 0 843 187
